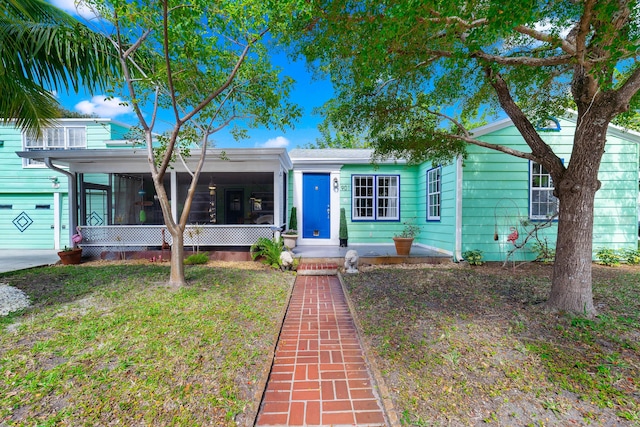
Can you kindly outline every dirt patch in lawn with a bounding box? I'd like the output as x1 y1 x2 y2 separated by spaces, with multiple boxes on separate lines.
343 262 640 426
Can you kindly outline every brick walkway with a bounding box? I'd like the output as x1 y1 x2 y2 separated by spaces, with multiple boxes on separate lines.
255 271 387 426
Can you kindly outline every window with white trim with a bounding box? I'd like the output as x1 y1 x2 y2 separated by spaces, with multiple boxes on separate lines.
23 126 87 166
530 161 559 219
427 166 441 220
352 175 399 220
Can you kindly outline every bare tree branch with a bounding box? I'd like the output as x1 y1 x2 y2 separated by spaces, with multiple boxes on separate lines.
444 134 536 161
514 25 576 55
484 66 565 176
425 109 471 138
122 28 151 59
575 0 596 66
472 51 573 67
614 65 640 112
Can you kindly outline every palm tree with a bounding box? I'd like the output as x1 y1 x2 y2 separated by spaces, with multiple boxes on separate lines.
0 0 119 134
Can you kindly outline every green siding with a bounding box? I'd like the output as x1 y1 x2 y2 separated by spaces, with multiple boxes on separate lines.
416 160 457 254
0 194 55 249
340 164 422 244
462 118 639 262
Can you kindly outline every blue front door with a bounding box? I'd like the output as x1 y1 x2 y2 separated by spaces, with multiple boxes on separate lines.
302 173 330 239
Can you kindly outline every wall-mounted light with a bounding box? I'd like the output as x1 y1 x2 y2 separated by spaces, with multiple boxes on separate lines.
48 176 60 189
333 177 339 192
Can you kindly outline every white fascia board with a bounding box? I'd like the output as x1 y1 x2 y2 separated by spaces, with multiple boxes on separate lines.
469 117 514 138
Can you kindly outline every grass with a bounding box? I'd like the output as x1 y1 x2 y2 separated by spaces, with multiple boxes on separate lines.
2 260 638 426
0 262 293 427
343 263 640 426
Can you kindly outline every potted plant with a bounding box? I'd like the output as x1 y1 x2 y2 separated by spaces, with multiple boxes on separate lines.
282 206 298 249
58 226 83 265
339 208 348 247
393 219 420 256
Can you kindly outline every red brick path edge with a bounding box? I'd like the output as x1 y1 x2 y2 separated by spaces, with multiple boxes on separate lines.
254 270 388 426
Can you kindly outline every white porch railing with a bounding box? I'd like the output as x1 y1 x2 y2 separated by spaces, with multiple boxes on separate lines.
79 225 279 258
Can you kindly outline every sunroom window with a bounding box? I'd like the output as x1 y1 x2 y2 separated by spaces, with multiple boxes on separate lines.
23 126 87 166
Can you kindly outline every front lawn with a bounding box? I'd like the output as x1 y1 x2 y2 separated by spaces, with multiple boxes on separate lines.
343 263 640 426
0 262 293 427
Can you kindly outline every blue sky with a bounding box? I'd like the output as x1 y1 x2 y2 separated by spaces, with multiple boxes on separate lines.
49 0 333 150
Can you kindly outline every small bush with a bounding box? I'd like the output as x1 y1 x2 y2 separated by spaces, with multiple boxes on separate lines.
596 248 621 267
462 249 484 266
531 238 555 263
184 252 209 265
622 248 640 265
250 237 284 268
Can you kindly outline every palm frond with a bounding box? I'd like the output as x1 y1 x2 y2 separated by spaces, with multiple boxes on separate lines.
0 0 120 134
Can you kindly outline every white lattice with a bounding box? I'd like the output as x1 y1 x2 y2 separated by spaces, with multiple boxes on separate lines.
80 225 275 258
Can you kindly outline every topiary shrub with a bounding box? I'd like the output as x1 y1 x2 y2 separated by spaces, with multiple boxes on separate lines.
288 207 298 232
339 208 348 247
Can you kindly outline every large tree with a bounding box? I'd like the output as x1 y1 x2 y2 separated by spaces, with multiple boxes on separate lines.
294 1 640 315
0 0 119 134
90 0 300 286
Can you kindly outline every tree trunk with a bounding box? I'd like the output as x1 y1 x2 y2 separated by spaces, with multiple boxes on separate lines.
169 228 186 287
547 183 597 316
546 111 609 317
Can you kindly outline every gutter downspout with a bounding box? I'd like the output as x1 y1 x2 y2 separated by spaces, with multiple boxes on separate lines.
44 158 77 247
454 155 463 262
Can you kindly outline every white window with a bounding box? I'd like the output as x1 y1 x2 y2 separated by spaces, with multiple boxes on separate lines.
530 162 559 219
427 167 441 220
24 126 86 166
352 175 399 220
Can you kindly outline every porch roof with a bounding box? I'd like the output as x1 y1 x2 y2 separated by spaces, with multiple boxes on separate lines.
16 147 293 174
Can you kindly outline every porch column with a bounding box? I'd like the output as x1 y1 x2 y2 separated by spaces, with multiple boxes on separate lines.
273 168 283 227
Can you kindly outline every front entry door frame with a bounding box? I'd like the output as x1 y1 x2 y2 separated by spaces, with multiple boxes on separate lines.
302 173 331 239
294 169 341 246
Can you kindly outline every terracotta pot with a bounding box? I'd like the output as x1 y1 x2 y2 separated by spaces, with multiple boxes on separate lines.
57 248 82 265
393 237 414 256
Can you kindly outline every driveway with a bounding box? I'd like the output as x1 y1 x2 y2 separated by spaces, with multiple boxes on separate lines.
0 250 59 274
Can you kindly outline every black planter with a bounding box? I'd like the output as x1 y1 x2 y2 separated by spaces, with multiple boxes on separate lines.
339 238 348 247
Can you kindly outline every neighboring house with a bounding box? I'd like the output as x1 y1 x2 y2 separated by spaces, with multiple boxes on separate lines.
0 119 131 250
289 113 640 262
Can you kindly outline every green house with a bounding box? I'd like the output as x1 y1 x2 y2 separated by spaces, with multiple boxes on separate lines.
4 113 638 262
289 114 640 262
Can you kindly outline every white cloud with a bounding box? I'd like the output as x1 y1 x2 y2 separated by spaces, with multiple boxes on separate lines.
75 96 133 118
260 136 290 148
49 0 99 20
